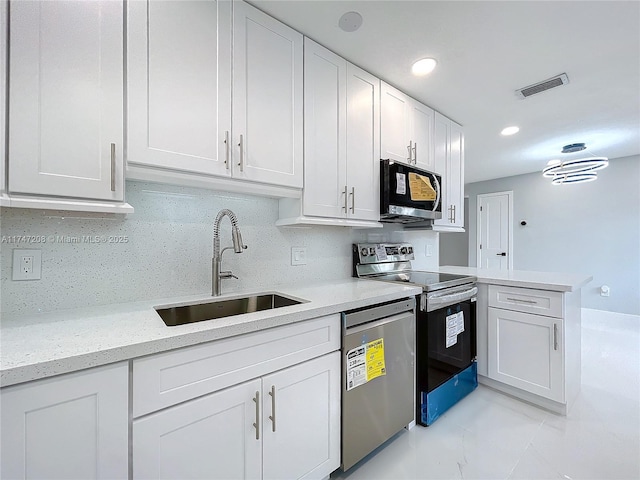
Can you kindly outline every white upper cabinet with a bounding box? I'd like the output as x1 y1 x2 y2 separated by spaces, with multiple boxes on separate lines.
278 39 379 227
0 0 7 205
380 82 434 170
433 111 465 231
8 0 130 211
127 0 232 177
345 63 380 221
127 0 302 193
232 1 303 189
302 39 347 219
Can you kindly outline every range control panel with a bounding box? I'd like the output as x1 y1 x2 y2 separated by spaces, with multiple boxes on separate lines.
353 243 415 264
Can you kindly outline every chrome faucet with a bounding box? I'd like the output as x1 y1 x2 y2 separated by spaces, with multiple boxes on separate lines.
212 209 247 296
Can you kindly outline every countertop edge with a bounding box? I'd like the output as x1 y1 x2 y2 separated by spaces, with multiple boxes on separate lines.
0 281 422 388
437 266 593 292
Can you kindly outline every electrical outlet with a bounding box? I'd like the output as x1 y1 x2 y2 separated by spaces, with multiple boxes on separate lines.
12 249 42 281
291 247 307 266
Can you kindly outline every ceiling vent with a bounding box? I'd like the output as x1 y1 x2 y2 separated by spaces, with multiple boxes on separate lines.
516 73 569 99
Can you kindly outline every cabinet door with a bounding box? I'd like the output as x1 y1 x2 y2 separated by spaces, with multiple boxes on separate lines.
9 0 124 201
0 0 6 201
302 38 346 218
262 352 340 480
380 82 411 164
410 101 435 171
233 1 303 188
346 63 380 221
433 112 449 226
127 0 231 176
488 307 564 402
133 379 262 480
448 121 464 228
0 363 128 480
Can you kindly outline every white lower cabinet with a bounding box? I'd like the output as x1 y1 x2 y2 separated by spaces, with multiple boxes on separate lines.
133 379 263 480
0 362 129 480
488 307 563 402
132 314 341 479
262 353 340 480
484 284 582 413
134 352 340 480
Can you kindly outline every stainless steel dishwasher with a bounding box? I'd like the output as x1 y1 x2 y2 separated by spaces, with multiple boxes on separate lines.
341 297 416 471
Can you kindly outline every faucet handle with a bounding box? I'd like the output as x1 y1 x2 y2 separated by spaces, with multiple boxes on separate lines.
220 271 238 280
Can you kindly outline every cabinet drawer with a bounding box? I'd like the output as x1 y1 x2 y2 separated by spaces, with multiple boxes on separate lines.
488 285 563 318
133 314 340 417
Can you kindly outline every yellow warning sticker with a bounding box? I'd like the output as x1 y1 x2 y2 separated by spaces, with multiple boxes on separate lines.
408 173 437 201
345 338 387 390
365 338 386 382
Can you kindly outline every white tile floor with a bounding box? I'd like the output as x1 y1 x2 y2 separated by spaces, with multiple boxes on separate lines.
332 309 640 480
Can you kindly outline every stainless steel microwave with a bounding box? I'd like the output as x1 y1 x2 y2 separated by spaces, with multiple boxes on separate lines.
380 159 442 223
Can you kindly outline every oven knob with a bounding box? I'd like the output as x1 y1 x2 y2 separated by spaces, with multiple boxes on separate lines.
369 247 376 255
408 246 413 254
361 248 368 256
400 247 407 255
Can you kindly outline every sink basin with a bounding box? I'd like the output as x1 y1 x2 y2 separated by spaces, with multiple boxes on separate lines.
155 293 306 327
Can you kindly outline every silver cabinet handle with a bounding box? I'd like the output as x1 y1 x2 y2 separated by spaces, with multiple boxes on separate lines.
110 143 116 192
449 205 454 222
407 141 413 163
224 130 230 170
238 134 244 172
252 390 260 440
268 385 276 432
413 142 417 164
452 204 456 223
505 297 538 305
553 324 558 351
350 186 355 213
342 186 348 211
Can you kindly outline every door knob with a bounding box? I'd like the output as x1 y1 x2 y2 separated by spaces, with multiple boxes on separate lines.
496 252 507 256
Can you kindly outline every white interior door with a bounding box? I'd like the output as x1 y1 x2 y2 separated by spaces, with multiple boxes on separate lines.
477 191 513 269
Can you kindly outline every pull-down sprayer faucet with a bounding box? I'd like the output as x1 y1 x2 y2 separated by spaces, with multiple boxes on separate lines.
212 209 247 296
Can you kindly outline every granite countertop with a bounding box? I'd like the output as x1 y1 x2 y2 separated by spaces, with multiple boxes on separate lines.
437 266 592 292
0 279 422 388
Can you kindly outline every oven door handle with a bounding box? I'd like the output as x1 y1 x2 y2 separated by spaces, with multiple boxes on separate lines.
426 286 478 312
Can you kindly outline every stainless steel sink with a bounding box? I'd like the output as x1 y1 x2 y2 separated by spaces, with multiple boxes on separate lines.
155 293 306 327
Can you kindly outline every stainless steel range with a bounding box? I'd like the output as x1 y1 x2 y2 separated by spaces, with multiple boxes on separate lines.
353 242 479 426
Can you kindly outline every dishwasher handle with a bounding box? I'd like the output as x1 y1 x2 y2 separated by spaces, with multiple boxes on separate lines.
344 311 415 336
343 298 415 330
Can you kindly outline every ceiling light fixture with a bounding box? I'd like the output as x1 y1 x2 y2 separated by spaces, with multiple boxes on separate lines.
542 143 609 185
501 126 520 136
411 58 437 76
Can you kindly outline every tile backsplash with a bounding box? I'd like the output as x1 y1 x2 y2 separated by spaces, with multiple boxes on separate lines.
0 181 439 315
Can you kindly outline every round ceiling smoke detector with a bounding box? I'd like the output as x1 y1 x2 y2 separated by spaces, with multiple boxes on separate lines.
338 11 363 32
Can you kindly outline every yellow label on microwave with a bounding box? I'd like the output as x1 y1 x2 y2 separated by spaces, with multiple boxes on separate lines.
408 173 437 201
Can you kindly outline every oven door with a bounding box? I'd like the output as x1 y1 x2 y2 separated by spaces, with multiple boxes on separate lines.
416 285 477 393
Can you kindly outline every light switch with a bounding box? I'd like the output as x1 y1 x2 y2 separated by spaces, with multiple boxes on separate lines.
291 247 307 266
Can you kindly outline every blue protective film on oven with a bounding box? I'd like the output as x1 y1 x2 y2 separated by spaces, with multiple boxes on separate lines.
420 362 478 426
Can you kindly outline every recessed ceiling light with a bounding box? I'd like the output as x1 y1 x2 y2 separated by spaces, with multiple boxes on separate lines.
411 58 437 76
501 126 520 136
338 11 363 32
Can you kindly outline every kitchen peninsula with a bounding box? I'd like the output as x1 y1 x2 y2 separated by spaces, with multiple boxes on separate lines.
439 265 592 415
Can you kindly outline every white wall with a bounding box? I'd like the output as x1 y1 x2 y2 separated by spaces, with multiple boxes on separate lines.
0 181 439 315
465 155 640 315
